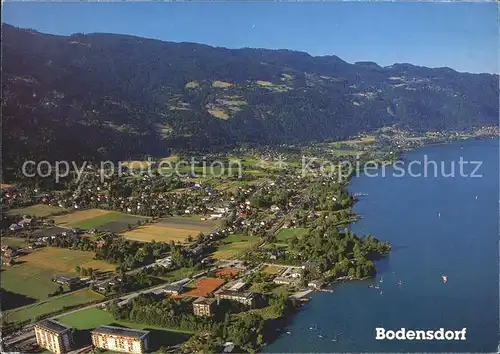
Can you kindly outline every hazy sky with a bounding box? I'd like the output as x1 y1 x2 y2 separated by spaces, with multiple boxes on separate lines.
2 1 498 74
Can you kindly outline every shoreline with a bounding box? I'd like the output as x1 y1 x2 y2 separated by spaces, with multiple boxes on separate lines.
261 134 498 351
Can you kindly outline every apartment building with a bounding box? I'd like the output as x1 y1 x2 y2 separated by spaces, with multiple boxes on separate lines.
215 290 255 307
193 296 216 316
91 325 150 354
34 319 73 354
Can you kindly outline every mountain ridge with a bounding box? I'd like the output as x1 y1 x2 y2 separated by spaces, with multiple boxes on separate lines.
2 23 498 178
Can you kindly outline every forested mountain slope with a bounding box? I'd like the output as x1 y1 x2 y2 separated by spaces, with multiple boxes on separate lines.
2 23 498 172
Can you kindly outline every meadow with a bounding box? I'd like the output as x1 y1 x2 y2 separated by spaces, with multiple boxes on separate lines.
1 247 114 300
3 289 104 324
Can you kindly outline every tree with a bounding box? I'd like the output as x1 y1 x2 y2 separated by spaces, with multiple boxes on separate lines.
74 265 81 274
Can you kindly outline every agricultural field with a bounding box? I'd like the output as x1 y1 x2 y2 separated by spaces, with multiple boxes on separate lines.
183 277 224 297
1 247 114 300
57 308 193 350
122 217 217 243
53 209 147 232
211 233 260 260
3 289 104 324
7 204 67 218
31 227 69 237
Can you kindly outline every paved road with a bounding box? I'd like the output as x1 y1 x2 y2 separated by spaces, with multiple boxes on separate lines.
3 280 181 348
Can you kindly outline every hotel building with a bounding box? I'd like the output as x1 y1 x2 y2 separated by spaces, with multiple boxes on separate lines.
91 325 150 354
193 296 216 316
34 319 73 354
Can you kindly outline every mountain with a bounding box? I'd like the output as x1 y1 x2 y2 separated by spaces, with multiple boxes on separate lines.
2 24 498 176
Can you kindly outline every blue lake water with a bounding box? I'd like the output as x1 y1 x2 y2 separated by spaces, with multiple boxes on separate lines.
265 138 499 353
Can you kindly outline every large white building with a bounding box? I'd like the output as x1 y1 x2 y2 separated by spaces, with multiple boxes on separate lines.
34 319 73 354
91 325 150 354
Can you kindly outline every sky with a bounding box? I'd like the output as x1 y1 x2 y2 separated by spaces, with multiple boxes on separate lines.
2 1 498 74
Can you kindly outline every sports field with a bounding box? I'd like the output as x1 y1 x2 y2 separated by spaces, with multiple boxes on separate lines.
7 204 67 218
1 247 114 300
261 265 283 275
183 277 224 297
122 217 216 243
3 289 104 324
211 233 260 260
53 209 147 232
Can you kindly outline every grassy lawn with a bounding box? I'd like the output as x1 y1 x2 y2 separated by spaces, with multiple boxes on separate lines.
1 237 28 248
57 308 192 351
243 305 283 320
156 267 197 283
275 227 309 243
3 289 104 324
212 234 260 260
1 247 114 300
7 204 67 218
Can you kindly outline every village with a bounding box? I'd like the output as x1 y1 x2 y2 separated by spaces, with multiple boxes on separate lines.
1 144 391 353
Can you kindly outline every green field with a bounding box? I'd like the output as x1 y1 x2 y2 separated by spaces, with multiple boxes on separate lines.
212 233 260 260
7 204 67 218
275 227 309 242
261 265 283 275
156 267 197 283
57 308 193 351
1 247 115 301
70 212 143 229
1 237 27 248
3 289 104 324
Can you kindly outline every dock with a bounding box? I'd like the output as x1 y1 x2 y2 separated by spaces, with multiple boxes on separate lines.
318 288 335 293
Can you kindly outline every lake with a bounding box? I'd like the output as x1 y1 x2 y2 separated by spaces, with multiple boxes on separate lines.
265 138 499 353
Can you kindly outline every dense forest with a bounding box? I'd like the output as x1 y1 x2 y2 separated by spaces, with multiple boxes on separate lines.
2 24 498 179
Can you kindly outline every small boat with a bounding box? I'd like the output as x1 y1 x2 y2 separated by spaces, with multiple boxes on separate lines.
476 196 478 200
368 284 374 288
374 285 380 289
442 275 448 283
397 280 402 285
379 277 384 283
380 290 383 295
438 212 441 218
318 335 323 338
332 338 338 342
286 331 291 335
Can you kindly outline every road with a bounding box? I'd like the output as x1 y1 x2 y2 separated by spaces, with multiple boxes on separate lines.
2 279 186 348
